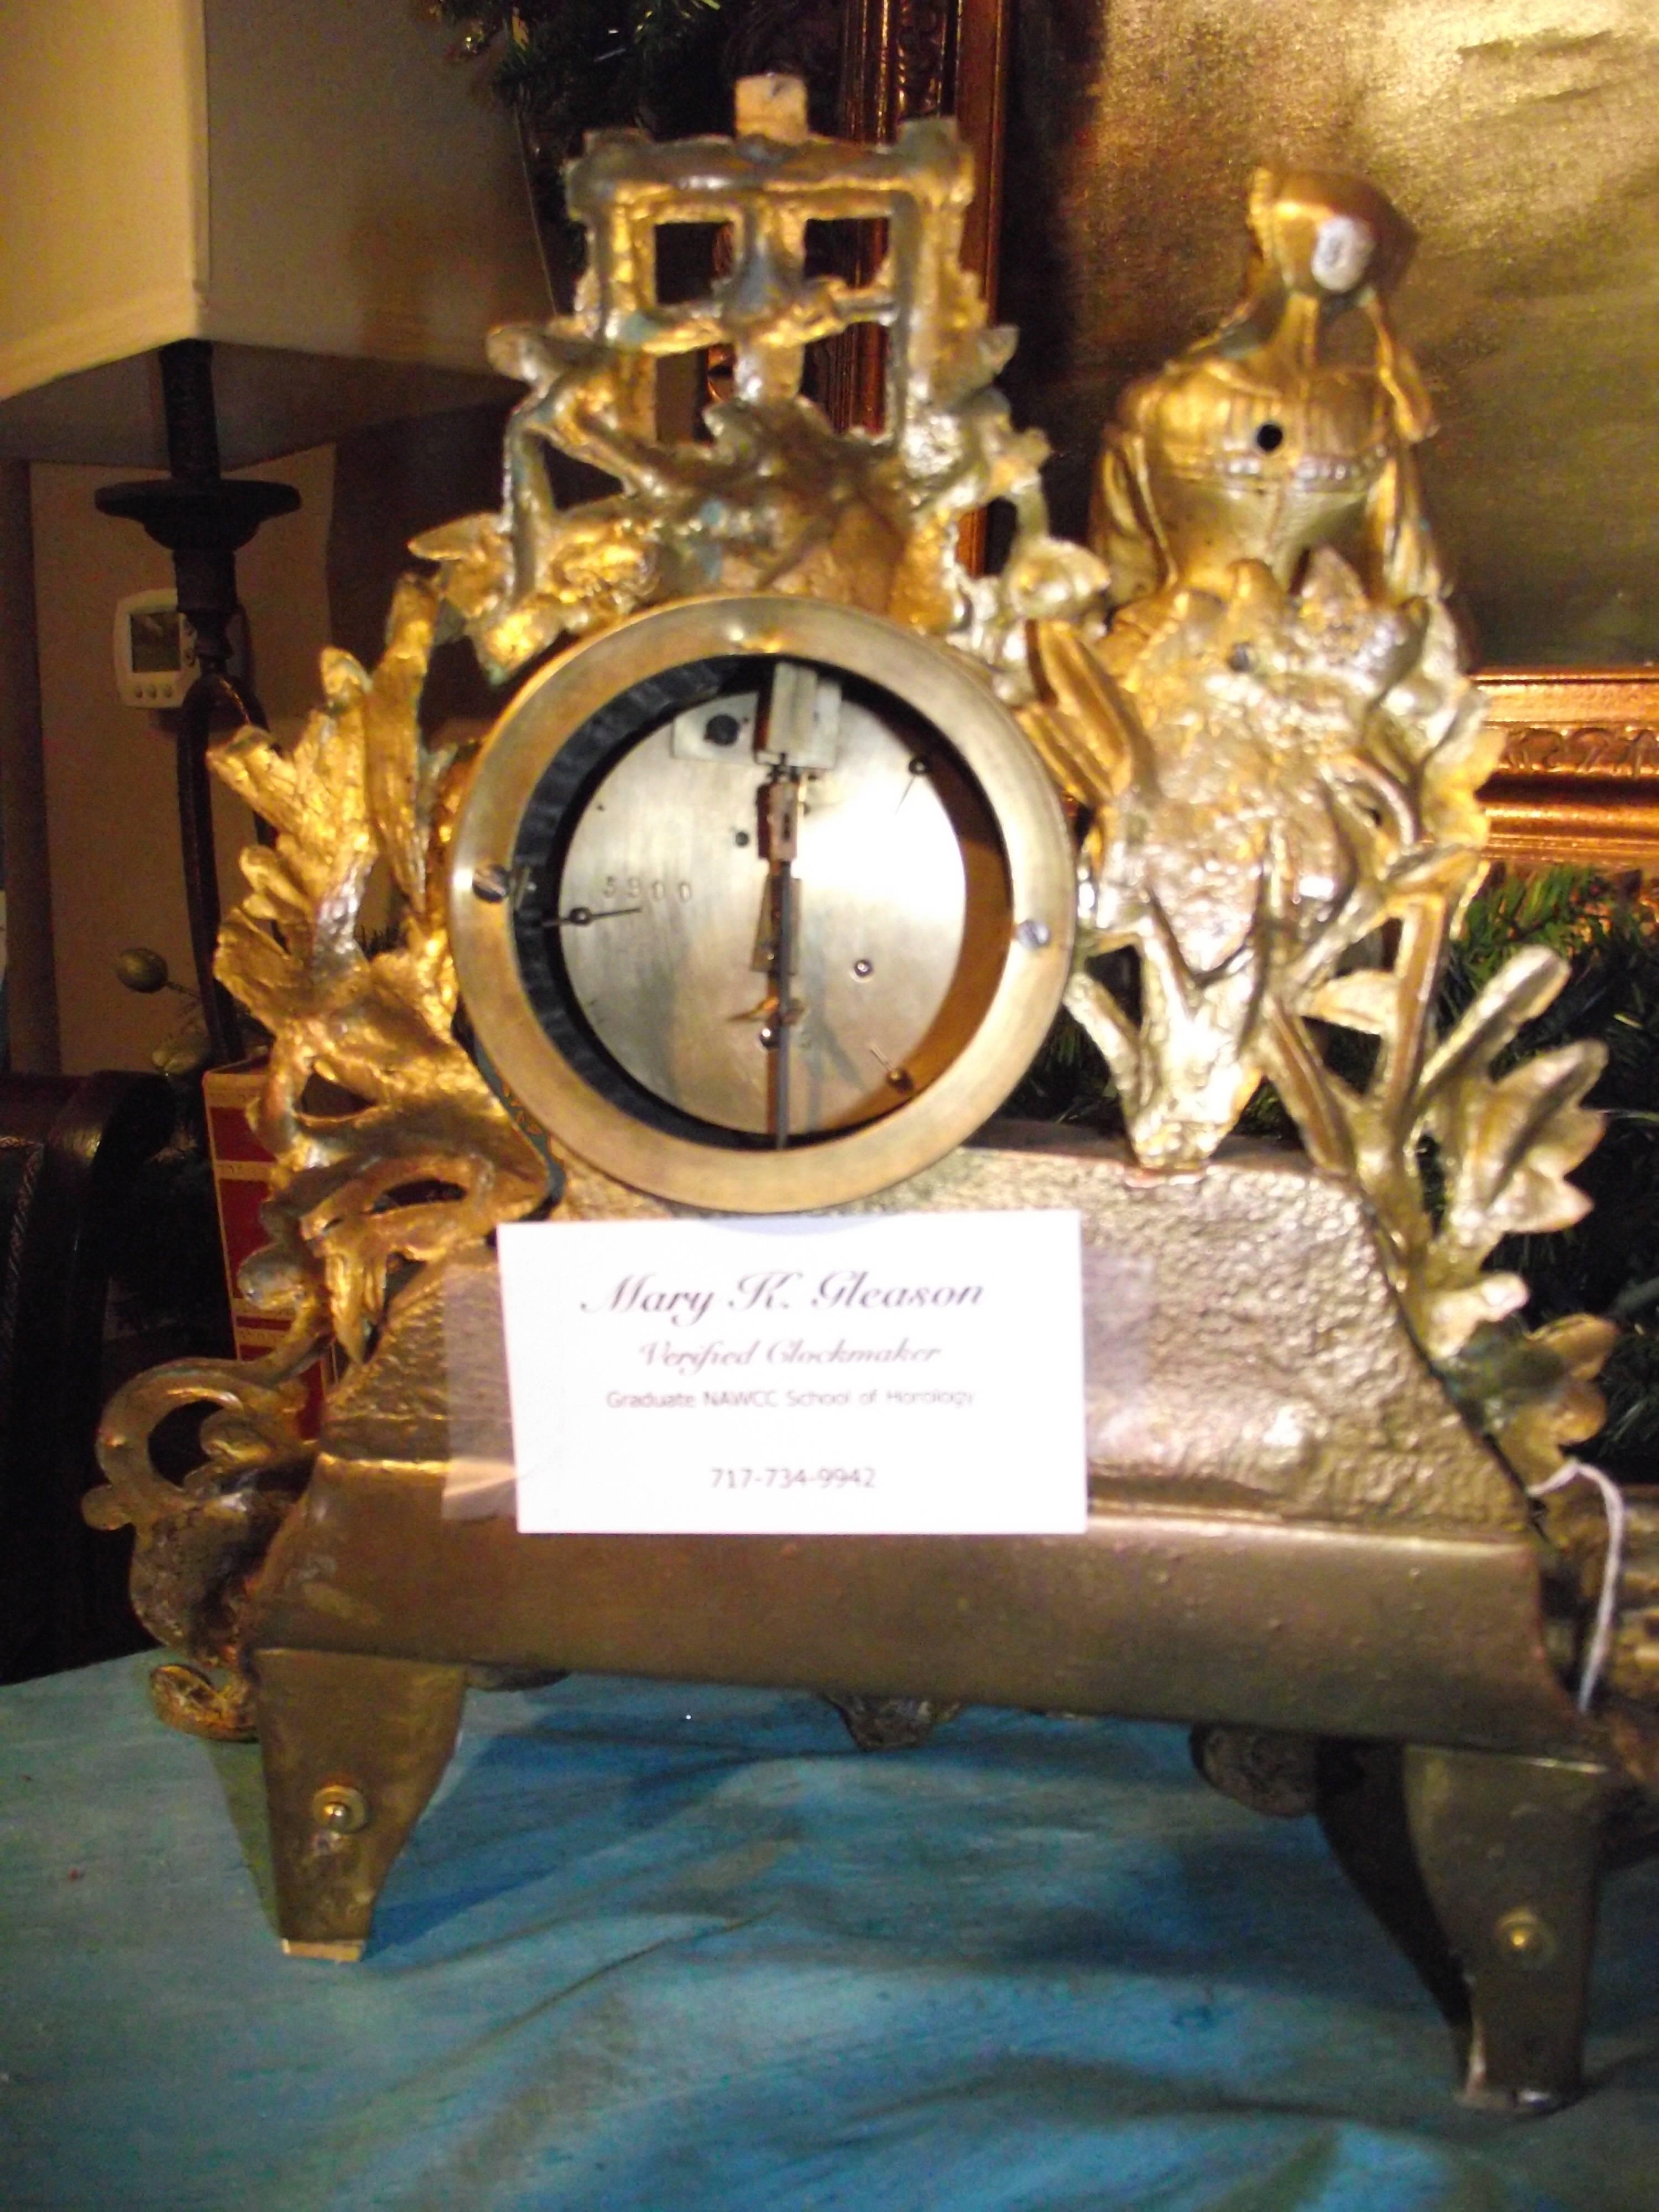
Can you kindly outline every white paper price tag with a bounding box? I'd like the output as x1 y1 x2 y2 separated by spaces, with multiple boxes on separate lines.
497 1209 1086 1535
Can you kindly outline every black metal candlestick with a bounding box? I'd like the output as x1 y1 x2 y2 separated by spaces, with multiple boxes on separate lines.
96 341 299 1066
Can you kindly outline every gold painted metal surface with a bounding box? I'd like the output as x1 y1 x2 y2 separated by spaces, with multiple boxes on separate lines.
325 1131 1527 1533
255 1648 466 1956
451 596 1073 1208
258 1131 1579 1744
1089 169 1439 613
86 88 1627 1743
828 0 1010 465
90 76 1088 1364
1401 1746 1611 2110
207 577 550 1369
86 79 1097 1665
84 1348 317 1740
254 1473 1582 1755
238 1119 1634 2089
998 0 1659 669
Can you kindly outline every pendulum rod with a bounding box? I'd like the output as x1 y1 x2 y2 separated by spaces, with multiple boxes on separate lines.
761 766 800 1147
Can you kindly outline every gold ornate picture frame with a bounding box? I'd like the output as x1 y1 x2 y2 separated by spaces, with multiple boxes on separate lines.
1479 672 1659 873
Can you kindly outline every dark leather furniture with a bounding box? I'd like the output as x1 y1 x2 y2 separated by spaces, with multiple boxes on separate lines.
0 1070 180 1680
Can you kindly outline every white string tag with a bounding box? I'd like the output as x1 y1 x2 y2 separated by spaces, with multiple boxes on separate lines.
1528 1459 1627 1712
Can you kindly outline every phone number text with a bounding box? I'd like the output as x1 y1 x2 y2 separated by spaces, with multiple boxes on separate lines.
711 1467 875 1490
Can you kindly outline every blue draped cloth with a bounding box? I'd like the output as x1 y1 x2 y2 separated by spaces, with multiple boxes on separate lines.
3 1656 1657 2210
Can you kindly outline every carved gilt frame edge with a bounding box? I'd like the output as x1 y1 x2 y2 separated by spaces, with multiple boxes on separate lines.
1476 670 1659 871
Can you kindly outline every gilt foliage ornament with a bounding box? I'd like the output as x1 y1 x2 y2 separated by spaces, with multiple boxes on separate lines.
209 576 549 1368
1020 167 1608 1452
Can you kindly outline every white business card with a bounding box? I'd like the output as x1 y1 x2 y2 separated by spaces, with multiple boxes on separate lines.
497 1209 1086 1535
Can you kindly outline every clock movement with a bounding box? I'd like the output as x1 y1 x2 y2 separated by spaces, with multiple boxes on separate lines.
451 595 1073 1209
86 80 1659 2113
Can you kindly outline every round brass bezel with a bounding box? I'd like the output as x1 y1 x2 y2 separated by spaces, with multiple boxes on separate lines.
449 595 1076 1212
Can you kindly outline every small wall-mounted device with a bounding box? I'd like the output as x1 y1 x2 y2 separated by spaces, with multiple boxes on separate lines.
113 592 248 709
113 589 197 708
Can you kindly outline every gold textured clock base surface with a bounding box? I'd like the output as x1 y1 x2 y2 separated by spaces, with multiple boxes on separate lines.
317 1123 1532 1533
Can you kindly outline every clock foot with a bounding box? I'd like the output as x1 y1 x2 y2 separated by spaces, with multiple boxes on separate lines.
256 1647 467 1956
826 1692 963 1751
1321 1739 1613 2110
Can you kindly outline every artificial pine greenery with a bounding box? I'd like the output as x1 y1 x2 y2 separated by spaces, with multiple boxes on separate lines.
435 1 733 156
434 0 732 281
1448 868 1659 1480
1005 868 1659 1480
431 1 843 287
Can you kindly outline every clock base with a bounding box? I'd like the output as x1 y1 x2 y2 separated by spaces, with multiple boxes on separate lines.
235 1130 1624 2110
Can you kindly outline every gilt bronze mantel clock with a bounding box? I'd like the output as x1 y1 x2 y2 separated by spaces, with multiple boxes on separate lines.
88 80 1659 2112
